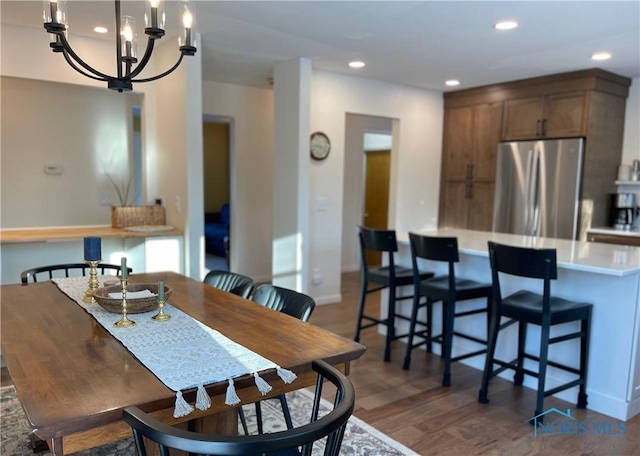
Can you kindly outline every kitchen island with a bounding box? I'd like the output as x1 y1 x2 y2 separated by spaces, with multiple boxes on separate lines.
388 228 640 421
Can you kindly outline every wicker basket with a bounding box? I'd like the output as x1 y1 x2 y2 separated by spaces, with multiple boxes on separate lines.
111 206 166 228
93 283 172 314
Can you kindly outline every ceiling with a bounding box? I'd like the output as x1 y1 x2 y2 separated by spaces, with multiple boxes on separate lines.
2 1 639 91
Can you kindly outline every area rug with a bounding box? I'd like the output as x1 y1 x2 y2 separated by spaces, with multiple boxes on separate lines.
1 386 418 455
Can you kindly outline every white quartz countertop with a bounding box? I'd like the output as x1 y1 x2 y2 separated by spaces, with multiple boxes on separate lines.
398 228 640 277
587 227 640 238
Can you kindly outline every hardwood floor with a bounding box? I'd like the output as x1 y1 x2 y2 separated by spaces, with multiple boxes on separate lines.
311 272 639 456
2 272 638 455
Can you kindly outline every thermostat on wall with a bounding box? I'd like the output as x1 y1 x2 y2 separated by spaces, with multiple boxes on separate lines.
44 164 63 175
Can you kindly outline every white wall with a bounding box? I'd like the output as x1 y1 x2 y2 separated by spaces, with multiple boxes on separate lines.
1 77 141 228
309 71 444 303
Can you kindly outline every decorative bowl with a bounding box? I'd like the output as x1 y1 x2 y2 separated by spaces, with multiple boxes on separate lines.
93 283 172 314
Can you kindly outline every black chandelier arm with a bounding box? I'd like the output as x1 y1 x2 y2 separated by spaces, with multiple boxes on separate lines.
126 37 156 80
133 54 185 83
62 50 109 82
59 33 114 81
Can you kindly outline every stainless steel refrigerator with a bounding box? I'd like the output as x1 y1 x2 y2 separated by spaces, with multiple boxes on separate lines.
492 138 584 240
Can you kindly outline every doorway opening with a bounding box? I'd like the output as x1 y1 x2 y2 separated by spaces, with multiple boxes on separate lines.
341 114 396 273
362 133 392 266
203 118 231 272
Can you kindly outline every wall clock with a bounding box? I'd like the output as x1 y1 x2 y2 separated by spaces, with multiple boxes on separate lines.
310 132 331 161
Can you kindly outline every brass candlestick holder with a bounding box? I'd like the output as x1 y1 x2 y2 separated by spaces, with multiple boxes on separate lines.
83 260 100 303
152 297 171 321
115 278 136 327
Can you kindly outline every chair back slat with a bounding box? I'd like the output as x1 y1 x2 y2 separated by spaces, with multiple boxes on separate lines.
409 233 459 263
252 284 316 322
203 270 254 299
487 241 557 280
359 226 398 253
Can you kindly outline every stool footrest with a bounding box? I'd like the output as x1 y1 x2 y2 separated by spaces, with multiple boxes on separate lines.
455 307 488 318
549 330 584 345
545 378 584 397
452 331 487 345
522 353 581 376
451 348 486 362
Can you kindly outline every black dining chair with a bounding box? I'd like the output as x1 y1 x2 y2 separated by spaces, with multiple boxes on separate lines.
21 263 132 284
403 233 492 387
354 226 434 362
123 359 354 456
479 241 592 422
203 269 255 299
248 284 316 434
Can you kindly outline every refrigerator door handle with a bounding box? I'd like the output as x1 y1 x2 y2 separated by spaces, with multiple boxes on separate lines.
531 148 541 236
524 150 536 235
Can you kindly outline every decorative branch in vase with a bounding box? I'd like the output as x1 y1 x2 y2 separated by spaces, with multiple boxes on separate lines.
106 173 134 207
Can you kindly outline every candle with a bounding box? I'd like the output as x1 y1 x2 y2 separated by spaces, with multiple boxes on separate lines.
158 281 164 302
83 237 102 261
50 0 58 23
121 257 128 280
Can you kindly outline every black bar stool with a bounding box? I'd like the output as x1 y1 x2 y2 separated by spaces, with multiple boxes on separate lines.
403 233 492 386
479 241 592 422
354 226 434 362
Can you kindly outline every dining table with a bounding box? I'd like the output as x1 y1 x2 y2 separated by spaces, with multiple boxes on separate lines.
0 271 366 455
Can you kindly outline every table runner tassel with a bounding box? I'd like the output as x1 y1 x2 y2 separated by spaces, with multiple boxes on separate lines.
196 384 211 410
173 391 194 418
253 372 272 395
277 367 297 384
226 378 241 405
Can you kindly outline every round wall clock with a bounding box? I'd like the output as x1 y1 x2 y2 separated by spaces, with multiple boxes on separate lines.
310 131 331 161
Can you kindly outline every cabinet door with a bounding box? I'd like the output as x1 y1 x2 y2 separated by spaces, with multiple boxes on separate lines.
467 182 495 231
440 181 470 228
502 97 544 141
543 92 586 138
473 102 502 181
442 107 474 181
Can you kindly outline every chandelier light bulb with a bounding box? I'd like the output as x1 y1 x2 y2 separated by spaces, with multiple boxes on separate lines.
123 22 133 42
183 10 193 28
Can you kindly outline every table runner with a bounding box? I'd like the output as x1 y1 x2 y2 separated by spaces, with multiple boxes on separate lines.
52 277 297 418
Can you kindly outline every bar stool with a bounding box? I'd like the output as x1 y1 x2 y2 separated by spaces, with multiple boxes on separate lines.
478 241 592 421
403 233 492 386
354 226 434 362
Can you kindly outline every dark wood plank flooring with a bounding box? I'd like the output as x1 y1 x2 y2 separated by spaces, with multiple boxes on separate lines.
310 272 639 456
2 272 638 455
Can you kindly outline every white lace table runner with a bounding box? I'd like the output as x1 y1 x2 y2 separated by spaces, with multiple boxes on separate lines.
52 276 296 418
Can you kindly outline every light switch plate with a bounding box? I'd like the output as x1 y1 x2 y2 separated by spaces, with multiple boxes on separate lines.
44 164 63 175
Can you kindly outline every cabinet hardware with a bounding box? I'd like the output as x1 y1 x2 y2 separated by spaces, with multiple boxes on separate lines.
542 119 547 136
536 119 542 137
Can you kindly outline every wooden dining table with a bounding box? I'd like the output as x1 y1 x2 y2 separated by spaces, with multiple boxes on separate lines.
0 271 366 455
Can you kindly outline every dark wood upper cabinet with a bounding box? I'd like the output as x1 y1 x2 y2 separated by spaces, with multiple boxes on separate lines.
503 92 587 140
439 69 631 236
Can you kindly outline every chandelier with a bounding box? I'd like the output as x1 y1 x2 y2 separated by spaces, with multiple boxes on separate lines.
43 0 197 92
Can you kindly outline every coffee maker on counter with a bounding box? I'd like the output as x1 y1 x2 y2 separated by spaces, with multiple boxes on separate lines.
610 193 635 230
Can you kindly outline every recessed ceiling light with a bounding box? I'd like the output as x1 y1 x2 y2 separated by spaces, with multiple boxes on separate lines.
94 26 108 34
349 61 365 69
494 21 518 30
445 80 460 87
591 52 611 61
